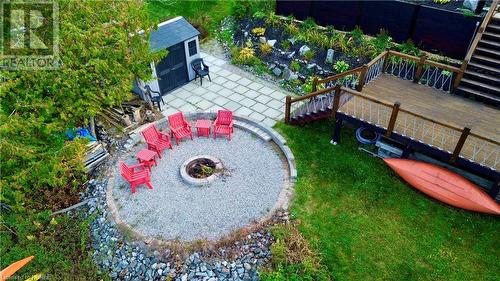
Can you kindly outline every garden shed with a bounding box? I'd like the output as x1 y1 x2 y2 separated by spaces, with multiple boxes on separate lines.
137 16 201 96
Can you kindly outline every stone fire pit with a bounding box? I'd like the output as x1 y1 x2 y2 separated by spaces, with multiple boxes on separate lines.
180 155 224 186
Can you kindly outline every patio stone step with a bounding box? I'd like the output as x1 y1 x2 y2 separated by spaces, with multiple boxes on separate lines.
234 120 272 142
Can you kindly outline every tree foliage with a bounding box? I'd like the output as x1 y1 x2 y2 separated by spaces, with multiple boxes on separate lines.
0 0 165 211
0 3 167 277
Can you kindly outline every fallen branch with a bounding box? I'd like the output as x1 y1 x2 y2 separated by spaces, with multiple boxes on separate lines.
50 197 98 216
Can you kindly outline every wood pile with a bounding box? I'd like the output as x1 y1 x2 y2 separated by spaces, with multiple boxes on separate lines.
85 141 109 172
97 101 146 132
87 98 160 171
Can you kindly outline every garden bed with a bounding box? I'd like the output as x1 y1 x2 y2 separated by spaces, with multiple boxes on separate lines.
230 16 371 94
234 17 370 74
222 13 421 95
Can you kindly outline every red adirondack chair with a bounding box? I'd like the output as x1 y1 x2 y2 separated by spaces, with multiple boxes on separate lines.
120 162 153 194
214 110 234 140
141 124 172 158
168 112 193 145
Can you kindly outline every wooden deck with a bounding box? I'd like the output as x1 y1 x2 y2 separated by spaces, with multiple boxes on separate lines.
339 74 500 170
362 74 500 142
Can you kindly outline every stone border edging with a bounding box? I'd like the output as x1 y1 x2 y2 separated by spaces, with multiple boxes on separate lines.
106 112 296 246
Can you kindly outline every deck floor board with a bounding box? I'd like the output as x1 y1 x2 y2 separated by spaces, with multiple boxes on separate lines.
362 74 500 142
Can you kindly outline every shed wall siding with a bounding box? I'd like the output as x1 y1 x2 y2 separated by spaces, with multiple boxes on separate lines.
184 36 200 81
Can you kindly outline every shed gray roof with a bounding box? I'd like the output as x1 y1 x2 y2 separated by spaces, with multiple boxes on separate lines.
149 17 200 51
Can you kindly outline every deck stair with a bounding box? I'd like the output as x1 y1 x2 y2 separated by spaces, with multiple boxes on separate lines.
289 106 333 125
456 2 500 107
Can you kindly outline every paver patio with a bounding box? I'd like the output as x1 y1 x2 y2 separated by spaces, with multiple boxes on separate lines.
161 51 290 127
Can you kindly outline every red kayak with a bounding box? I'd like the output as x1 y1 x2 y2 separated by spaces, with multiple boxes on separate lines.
384 158 500 215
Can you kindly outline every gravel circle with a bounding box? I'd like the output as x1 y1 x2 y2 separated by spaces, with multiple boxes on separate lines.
112 128 286 241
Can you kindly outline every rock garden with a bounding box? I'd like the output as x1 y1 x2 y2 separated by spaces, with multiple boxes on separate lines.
219 12 426 95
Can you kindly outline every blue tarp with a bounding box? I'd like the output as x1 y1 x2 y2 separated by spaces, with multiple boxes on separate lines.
66 128 96 141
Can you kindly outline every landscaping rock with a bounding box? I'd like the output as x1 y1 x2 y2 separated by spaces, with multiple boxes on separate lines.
287 51 295 59
283 67 298 81
267 39 277 47
299 45 310 56
272 67 282 77
259 36 267 43
325 48 334 64
307 63 317 70
288 37 297 45
82 172 290 280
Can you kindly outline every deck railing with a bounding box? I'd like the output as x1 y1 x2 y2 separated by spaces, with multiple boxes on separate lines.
285 86 339 122
287 49 466 124
335 87 500 170
283 54 498 170
384 51 462 93
385 51 418 81
311 50 463 95
364 51 387 85
337 87 392 127
312 51 388 93
313 67 364 92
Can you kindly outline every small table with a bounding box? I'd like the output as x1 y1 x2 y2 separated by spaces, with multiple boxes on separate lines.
195 119 212 138
136 149 157 171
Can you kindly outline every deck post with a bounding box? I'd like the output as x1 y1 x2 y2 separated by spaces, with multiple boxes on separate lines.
450 127 471 163
331 115 343 145
285 96 291 124
385 102 401 137
312 77 318 92
382 49 391 73
356 64 368 92
413 54 427 83
488 179 500 198
452 61 468 90
332 85 342 113
401 145 412 159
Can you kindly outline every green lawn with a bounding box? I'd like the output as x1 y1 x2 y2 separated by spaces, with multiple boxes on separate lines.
146 0 234 38
146 0 274 38
275 120 499 281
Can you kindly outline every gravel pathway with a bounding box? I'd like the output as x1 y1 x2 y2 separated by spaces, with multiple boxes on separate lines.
112 128 286 241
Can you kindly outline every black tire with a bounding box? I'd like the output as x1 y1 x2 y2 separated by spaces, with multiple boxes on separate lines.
356 127 379 145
